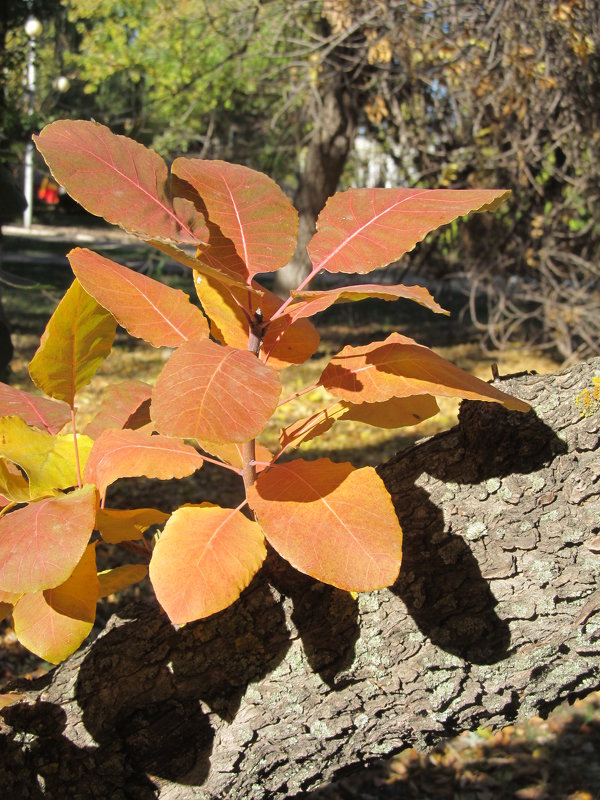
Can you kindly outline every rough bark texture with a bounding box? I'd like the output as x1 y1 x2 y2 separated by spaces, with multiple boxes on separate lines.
1 358 599 799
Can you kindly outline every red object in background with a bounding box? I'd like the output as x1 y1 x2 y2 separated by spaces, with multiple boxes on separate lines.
37 176 60 205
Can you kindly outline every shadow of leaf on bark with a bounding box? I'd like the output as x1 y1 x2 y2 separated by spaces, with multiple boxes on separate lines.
380 401 567 665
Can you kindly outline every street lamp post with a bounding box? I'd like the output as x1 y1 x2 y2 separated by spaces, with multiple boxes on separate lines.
23 15 43 229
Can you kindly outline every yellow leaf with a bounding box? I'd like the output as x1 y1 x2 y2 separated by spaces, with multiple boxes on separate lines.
0 458 33 503
96 507 169 543
0 417 94 497
98 564 148 597
29 279 116 407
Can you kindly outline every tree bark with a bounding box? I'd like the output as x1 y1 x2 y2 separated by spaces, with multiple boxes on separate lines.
1 358 599 799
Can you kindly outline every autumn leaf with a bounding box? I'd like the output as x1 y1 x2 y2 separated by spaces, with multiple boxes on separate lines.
84 380 153 439
308 188 510 274
69 248 209 347
96 507 169 544
149 240 255 290
12 544 98 664
29 279 116 407
280 394 440 449
319 332 530 411
83 428 204 497
98 564 148 598
172 158 298 278
193 273 319 369
0 458 33 504
151 339 281 443
0 485 97 594
287 283 449 322
196 440 273 471
149 503 266 623
0 417 94 498
247 458 402 591
0 382 71 434
34 119 208 244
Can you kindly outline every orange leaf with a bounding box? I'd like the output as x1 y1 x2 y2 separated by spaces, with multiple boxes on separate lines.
194 273 319 369
29 279 116 407
247 458 402 591
151 339 281 443
12 544 98 664
149 240 255 290
172 159 298 278
287 283 449 321
280 395 440 450
96 507 169 543
0 382 70 434
83 428 203 497
69 248 209 347
0 485 97 594
34 120 208 244
149 503 266 623
308 188 510 274
84 380 153 439
319 332 530 411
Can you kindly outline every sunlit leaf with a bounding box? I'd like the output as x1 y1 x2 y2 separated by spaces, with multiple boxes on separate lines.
308 188 511 274
151 339 281 443
248 459 402 591
319 332 530 411
84 380 153 439
149 503 266 623
194 273 319 369
0 417 94 498
29 279 116 407
0 383 71 434
0 485 97 594
287 283 448 321
34 120 208 244
98 564 148 598
69 247 209 347
96 507 169 544
172 158 298 277
279 394 440 450
83 428 204 497
12 544 98 664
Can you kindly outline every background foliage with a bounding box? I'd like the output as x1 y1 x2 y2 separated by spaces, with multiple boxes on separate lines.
2 0 599 359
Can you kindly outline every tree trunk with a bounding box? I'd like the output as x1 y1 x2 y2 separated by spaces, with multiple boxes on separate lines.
1 358 599 799
273 82 358 296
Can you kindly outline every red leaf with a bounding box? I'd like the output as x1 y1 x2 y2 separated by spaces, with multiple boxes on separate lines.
308 188 510 274
287 283 448 322
83 428 204 497
151 339 281 443
0 382 70 434
0 485 97 594
172 159 298 278
149 503 266 623
247 458 402 591
34 120 208 244
84 380 153 439
319 332 530 411
69 248 209 347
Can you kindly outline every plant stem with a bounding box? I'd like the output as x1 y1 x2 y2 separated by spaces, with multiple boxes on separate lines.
277 382 319 407
71 407 82 489
269 265 320 322
242 312 264 491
